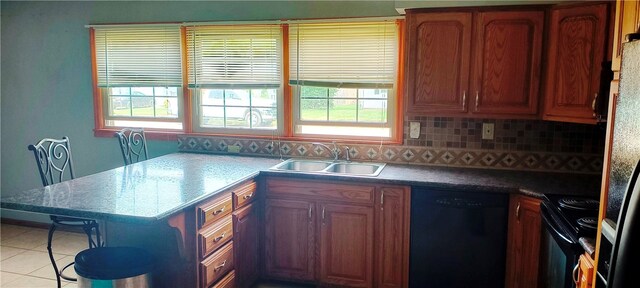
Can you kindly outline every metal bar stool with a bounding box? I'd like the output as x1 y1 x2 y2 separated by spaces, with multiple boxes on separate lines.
114 128 148 165
28 137 103 288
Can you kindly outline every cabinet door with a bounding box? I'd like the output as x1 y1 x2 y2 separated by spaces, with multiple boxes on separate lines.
264 199 315 281
504 195 542 288
319 203 374 287
577 254 594 288
611 0 640 73
233 202 259 288
405 12 472 114
471 10 543 116
375 186 410 288
543 3 609 124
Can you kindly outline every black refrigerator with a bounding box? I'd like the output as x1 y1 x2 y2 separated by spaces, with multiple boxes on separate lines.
599 38 640 287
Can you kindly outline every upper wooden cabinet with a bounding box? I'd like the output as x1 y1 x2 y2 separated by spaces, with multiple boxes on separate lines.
543 3 609 124
405 12 472 114
472 11 544 116
405 9 543 118
611 0 640 73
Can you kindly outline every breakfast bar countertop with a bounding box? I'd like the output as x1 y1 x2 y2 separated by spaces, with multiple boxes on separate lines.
0 153 281 223
1 152 601 223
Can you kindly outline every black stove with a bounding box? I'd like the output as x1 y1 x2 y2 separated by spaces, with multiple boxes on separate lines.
540 194 600 288
544 195 600 240
558 197 600 211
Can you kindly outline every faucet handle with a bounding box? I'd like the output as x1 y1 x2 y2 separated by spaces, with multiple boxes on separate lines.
332 146 341 160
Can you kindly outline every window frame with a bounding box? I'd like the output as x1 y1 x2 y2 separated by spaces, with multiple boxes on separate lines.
90 19 405 143
291 85 397 140
101 86 184 122
91 26 189 138
191 87 284 135
186 24 284 135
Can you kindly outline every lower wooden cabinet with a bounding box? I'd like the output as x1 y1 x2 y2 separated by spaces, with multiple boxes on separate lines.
263 177 410 288
264 199 316 281
376 186 410 288
233 202 260 288
212 270 236 288
504 194 542 288
577 253 595 288
319 203 374 287
194 180 258 288
200 241 234 288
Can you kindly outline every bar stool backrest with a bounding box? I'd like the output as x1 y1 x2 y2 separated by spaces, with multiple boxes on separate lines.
28 137 75 187
114 128 148 165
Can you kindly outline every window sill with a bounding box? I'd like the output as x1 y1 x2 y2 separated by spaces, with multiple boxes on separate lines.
94 128 181 141
94 129 402 145
183 132 403 145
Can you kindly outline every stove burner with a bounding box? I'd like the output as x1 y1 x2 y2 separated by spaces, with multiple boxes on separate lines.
558 197 599 211
577 217 598 230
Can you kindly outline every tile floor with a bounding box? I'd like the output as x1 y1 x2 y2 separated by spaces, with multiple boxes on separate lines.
0 223 313 288
1 223 85 287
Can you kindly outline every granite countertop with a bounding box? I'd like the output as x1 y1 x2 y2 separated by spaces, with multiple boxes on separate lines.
262 161 602 198
1 153 280 223
1 153 601 223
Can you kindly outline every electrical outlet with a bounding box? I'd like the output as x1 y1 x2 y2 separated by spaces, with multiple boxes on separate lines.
227 145 241 153
482 123 494 140
409 121 421 139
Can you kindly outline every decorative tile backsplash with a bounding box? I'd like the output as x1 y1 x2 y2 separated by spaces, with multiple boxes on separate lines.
178 116 605 174
404 117 606 154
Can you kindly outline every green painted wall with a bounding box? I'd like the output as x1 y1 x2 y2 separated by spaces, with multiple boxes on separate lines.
0 1 399 221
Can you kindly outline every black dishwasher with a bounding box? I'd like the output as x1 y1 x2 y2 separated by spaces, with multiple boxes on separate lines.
410 188 508 288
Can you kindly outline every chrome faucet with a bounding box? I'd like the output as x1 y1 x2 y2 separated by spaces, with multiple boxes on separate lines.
345 146 351 162
313 141 340 161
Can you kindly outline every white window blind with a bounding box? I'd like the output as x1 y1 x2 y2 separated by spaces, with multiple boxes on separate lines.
94 26 182 87
186 25 282 88
289 21 398 88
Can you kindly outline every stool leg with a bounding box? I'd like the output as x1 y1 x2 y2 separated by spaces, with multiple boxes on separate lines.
47 222 62 288
94 222 103 247
82 221 102 248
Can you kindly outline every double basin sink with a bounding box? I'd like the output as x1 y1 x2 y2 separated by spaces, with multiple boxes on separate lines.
270 159 386 177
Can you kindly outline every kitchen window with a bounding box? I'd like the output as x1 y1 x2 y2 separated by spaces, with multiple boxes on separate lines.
186 25 282 134
93 26 183 130
290 21 399 139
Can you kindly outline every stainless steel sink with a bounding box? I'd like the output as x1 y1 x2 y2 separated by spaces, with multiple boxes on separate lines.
324 163 384 175
270 159 332 172
270 159 386 176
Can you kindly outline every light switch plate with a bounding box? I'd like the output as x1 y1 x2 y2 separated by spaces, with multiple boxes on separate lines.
482 123 495 140
227 145 241 153
409 121 421 139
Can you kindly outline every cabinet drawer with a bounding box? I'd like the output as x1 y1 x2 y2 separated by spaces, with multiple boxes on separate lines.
233 181 258 209
198 194 232 229
266 178 374 204
212 270 235 288
200 241 234 288
199 215 233 259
